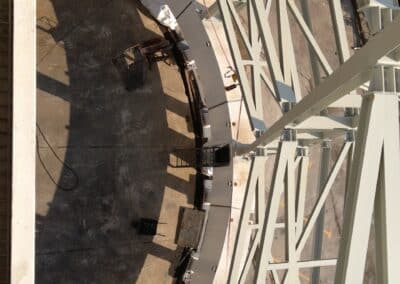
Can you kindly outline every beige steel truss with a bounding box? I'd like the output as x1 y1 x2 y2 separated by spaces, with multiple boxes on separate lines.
218 0 400 283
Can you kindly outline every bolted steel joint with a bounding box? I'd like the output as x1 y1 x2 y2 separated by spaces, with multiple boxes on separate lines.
282 129 297 141
345 130 356 142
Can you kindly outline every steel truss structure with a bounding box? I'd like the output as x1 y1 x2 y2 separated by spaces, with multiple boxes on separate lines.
218 0 400 283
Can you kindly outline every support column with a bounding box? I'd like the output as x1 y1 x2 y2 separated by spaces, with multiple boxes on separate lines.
373 91 400 284
335 92 400 284
11 0 36 283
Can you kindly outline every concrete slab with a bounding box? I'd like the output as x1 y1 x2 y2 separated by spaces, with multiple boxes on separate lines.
36 1 195 283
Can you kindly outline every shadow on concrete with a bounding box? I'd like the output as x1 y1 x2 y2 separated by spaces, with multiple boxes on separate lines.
36 0 195 283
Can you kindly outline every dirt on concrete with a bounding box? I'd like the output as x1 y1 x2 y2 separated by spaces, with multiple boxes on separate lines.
36 1 195 283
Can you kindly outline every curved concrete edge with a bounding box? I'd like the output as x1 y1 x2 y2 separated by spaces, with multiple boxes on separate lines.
165 1 234 283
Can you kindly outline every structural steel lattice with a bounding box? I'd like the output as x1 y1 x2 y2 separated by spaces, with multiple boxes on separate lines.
218 0 400 283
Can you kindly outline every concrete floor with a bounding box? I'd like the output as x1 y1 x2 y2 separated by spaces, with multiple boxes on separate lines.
36 1 195 283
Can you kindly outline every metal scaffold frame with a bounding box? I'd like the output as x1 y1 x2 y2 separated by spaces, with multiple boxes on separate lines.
217 0 400 283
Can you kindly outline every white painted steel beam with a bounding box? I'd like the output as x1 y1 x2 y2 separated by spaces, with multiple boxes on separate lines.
288 0 334 75
329 0 351 63
255 141 298 284
237 19 400 155
292 115 355 131
284 144 300 284
295 153 309 241
296 142 352 257
328 94 362 108
251 0 297 104
228 156 268 284
218 0 280 131
278 0 302 101
267 259 337 270
219 1 400 283
334 3 400 281
335 92 400 284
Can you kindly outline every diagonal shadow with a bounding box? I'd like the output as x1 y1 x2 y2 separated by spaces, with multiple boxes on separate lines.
36 0 195 283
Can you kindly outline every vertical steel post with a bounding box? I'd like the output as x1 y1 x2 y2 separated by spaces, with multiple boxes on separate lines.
295 148 309 241
11 0 36 283
335 92 400 284
312 140 331 284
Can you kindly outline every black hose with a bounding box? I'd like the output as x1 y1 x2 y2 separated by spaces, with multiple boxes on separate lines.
36 123 80 191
